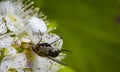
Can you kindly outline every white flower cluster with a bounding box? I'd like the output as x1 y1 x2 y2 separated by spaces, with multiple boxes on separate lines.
0 0 65 72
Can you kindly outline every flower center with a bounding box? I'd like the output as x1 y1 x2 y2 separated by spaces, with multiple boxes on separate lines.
7 13 17 23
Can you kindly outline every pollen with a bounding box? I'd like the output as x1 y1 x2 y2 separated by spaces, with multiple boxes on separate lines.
7 13 17 23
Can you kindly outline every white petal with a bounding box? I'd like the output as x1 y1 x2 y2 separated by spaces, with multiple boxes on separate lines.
32 54 48 72
12 53 27 68
0 56 12 72
4 47 17 57
0 34 13 49
25 25 40 44
5 18 18 33
32 54 59 72
3 1 14 13
28 17 47 34
48 65 59 72
0 18 7 34
42 33 63 49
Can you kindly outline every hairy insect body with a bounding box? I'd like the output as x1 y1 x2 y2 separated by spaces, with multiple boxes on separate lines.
32 43 60 57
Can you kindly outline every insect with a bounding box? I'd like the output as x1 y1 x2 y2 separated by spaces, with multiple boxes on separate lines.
31 30 70 66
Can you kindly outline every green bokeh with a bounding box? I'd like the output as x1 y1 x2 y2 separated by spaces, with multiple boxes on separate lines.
33 0 120 72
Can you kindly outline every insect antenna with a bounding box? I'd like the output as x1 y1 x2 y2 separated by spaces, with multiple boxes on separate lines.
49 37 63 45
49 37 71 53
60 50 71 53
38 30 42 43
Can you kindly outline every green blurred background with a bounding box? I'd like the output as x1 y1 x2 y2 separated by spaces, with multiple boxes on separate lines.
33 0 120 72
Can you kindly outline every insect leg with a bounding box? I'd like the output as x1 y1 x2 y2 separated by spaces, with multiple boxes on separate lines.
38 30 42 43
47 56 68 66
60 50 71 53
49 37 63 45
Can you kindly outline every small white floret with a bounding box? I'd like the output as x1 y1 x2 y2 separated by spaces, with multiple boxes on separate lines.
12 53 27 68
28 17 47 34
0 18 7 34
5 17 18 33
4 47 17 57
0 56 12 72
0 34 13 49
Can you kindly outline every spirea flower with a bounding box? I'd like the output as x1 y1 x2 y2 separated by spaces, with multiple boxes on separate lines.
0 0 65 72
